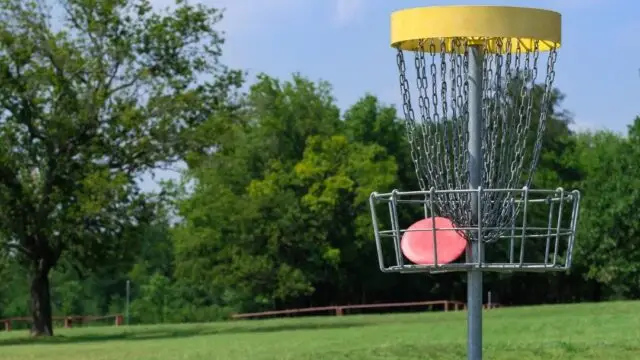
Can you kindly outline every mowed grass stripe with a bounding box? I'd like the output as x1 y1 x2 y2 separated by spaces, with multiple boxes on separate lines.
1 301 639 360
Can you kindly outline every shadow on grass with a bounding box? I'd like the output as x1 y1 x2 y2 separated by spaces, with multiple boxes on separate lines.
0 320 376 346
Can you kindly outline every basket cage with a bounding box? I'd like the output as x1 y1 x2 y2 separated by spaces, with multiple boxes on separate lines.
369 187 580 274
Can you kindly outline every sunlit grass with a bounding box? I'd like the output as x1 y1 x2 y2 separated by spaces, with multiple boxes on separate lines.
1 301 639 359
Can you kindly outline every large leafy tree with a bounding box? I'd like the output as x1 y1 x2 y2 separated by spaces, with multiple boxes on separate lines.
292 134 397 304
174 133 397 311
173 75 401 311
173 74 341 311
571 119 640 299
0 0 241 335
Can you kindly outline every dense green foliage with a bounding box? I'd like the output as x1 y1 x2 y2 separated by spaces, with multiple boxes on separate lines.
0 0 639 329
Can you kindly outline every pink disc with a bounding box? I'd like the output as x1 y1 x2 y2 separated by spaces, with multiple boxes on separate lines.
400 217 467 265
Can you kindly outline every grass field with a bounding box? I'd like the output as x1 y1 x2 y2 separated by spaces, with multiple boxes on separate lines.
1 301 639 360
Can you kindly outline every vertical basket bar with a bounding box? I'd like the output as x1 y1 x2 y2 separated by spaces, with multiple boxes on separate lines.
477 187 484 267
566 191 581 268
509 197 516 263
369 194 387 271
430 188 439 267
423 193 430 218
552 188 565 266
390 190 404 267
519 187 530 266
544 199 555 265
467 44 483 360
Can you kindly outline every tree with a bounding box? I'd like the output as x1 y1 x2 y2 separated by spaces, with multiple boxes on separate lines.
292 134 397 304
174 75 403 310
570 121 640 299
174 133 398 311
173 74 341 311
343 94 416 190
0 0 241 335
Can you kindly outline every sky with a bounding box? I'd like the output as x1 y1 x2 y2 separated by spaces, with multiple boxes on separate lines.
143 0 640 188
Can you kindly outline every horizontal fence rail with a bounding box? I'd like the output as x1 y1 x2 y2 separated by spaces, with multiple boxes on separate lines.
231 300 502 319
1 314 124 331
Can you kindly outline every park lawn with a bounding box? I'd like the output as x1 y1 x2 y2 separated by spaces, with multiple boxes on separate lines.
1 301 639 360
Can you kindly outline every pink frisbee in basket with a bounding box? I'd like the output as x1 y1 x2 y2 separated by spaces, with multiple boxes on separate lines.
400 217 467 265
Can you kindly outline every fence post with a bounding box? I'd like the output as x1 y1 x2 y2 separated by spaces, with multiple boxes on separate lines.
115 314 124 327
125 280 131 326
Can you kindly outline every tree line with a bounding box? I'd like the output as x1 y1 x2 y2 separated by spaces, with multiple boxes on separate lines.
0 0 638 335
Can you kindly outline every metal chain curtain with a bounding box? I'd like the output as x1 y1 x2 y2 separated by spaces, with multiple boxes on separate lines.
396 38 558 242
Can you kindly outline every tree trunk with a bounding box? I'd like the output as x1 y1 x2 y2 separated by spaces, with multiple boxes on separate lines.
30 261 53 336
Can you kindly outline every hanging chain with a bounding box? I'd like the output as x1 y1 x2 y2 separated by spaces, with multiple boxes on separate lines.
527 44 557 186
396 49 426 191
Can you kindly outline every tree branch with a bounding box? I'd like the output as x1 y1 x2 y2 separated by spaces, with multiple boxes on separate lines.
5 241 33 257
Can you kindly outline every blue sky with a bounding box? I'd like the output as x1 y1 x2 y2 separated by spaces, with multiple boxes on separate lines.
144 0 640 189
198 0 640 133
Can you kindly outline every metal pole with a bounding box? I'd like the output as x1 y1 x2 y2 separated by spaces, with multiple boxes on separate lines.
467 45 484 360
125 280 130 326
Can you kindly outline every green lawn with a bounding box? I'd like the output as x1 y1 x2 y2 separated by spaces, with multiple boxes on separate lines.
1 301 639 360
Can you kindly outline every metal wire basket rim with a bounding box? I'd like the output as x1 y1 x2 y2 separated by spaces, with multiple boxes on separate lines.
378 227 574 234
374 197 574 205
384 263 570 274
371 187 579 198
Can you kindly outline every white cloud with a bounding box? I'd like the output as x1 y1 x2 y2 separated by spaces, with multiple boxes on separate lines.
334 0 364 25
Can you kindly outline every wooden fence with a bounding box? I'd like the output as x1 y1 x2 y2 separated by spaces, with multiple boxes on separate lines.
1 314 123 331
232 300 501 320
1 301 503 330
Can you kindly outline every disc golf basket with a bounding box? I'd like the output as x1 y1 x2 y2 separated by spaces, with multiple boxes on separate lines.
368 6 581 360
